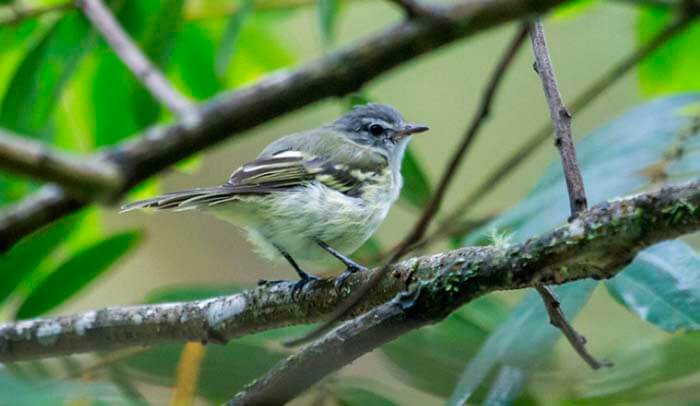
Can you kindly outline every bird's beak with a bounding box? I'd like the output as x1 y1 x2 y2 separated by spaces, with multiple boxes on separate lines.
399 123 429 137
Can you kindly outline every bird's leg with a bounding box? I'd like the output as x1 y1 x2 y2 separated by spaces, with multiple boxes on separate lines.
316 239 369 290
258 245 319 299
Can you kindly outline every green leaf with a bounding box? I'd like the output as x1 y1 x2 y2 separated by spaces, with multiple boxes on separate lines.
318 0 339 46
170 21 222 99
15 231 142 319
0 214 79 305
448 280 597 405
122 340 284 403
605 240 700 332
215 0 254 78
381 296 508 398
0 13 93 139
0 371 131 405
638 9 700 97
400 146 432 209
572 333 700 404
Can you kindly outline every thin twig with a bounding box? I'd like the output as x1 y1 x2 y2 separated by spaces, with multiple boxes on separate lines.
535 285 612 369
0 128 123 199
530 21 587 217
76 0 194 118
287 24 529 346
529 20 608 370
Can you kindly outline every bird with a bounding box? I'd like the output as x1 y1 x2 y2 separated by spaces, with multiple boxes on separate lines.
121 103 429 294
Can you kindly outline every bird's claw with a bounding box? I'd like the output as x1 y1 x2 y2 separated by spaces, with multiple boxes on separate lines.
334 264 369 292
291 275 320 299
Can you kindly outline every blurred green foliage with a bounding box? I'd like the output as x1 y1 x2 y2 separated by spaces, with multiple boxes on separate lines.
1 0 700 405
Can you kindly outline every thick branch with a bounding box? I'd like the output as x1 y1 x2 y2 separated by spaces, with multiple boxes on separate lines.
230 180 700 404
1 180 699 362
0 129 123 199
77 0 194 117
0 0 566 252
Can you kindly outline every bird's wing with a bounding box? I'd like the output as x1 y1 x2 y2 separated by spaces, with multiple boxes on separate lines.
120 150 375 212
227 150 370 197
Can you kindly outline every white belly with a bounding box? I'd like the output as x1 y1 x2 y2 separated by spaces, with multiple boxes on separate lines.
210 180 397 263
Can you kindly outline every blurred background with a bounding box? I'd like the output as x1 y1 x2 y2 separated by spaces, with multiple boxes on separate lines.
1 0 700 404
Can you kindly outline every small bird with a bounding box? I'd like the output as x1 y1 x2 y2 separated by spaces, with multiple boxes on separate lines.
121 104 428 293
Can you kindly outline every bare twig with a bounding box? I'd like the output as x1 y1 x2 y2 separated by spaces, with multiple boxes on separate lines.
529 20 607 370
436 13 695 234
0 129 123 199
230 180 700 403
535 285 612 369
288 24 529 347
1 180 699 363
77 0 194 118
530 21 587 216
1 0 567 252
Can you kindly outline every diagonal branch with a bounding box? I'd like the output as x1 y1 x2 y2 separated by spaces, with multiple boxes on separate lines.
0 0 568 253
1 179 699 363
288 23 530 346
0 129 123 199
76 0 194 118
230 179 700 403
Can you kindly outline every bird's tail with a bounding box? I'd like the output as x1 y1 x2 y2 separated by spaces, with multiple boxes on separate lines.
120 186 241 213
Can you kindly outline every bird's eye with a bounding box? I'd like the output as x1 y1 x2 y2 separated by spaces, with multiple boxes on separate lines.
368 123 385 136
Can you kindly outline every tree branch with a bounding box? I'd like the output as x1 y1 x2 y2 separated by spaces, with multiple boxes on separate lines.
1 179 699 363
76 0 194 118
0 129 123 199
230 179 700 404
529 20 608 369
0 0 567 253
530 20 588 216
287 23 530 346
433 13 694 239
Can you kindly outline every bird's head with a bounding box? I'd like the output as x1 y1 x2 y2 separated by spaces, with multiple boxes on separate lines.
331 103 429 162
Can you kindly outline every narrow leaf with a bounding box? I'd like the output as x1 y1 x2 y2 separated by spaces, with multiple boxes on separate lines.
0 214 79 304
605 240 700 332
215 0 254 78
15 231 142 319
318 0 339 46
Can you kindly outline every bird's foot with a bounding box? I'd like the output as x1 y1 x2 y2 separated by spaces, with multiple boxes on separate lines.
334 264 369 292
291 274 320 299
259 274 320 299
